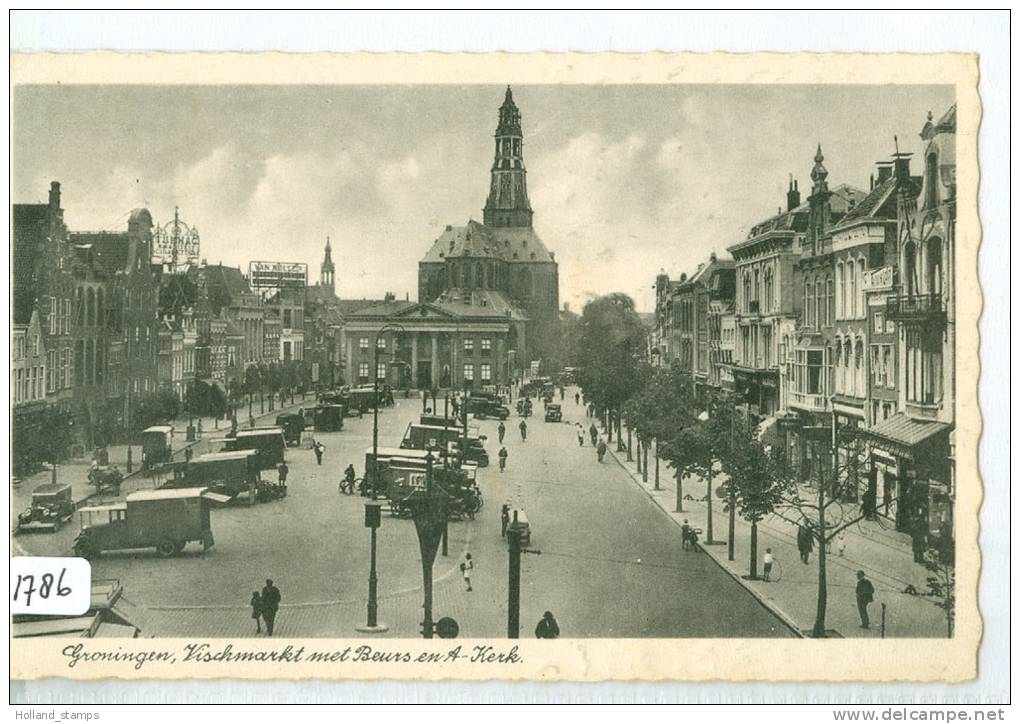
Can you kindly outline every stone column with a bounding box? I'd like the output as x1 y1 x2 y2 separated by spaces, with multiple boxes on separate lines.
431 333 439 388
410 332 418 388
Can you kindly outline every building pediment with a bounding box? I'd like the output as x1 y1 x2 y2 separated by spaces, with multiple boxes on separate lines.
390 302 460 320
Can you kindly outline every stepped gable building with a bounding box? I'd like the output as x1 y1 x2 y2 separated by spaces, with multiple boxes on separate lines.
418 86 559 372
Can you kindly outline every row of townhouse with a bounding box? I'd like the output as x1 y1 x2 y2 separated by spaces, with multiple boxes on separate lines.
651 105 957 553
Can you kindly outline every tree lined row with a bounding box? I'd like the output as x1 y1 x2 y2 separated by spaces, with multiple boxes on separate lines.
570 292 953 638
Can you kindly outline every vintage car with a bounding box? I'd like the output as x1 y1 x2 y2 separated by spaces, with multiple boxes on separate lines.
73 488 216 559
313 404 346 432
399 423 489 467
465 396 510 420
221 428 286 470
161 450 263 505
141 426 174 469
544 403 563 423
274 413 305 446
16 483 76 533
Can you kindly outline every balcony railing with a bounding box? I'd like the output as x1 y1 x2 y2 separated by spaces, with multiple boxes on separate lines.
886 292 946 322
789 390 830 413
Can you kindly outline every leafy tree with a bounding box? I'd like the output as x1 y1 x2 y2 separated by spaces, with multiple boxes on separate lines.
574 293 648 450
722 424 790 578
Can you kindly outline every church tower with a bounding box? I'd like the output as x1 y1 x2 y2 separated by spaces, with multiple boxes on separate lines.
483 86 534 228
320 236 335 294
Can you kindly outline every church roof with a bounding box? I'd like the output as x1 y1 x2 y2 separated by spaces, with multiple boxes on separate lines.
420 219 555 264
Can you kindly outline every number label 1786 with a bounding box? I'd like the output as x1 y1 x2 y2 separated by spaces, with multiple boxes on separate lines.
11 557 91 616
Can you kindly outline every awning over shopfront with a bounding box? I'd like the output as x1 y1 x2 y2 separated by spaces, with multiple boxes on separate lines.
858 413 951 461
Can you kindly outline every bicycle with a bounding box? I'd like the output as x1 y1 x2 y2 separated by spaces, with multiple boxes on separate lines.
339 477 360 496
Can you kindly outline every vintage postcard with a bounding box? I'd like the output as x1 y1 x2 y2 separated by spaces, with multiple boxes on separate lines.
9 50 980 682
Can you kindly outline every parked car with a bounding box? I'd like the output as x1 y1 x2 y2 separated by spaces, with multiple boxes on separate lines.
141 426 174 469
313 404 346 432
275 413 305 446
73 488 216 559
16 483 76 533
466 396 510 420
222 428 286 470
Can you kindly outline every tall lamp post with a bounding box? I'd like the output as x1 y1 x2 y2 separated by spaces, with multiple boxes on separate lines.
370 323 405 498
355 500 388 633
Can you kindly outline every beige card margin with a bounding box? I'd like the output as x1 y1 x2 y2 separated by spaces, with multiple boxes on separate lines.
9 51 981 682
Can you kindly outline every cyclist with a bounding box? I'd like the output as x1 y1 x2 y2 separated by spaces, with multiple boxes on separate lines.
340 464 357 495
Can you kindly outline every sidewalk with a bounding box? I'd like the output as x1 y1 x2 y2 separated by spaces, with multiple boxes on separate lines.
605 437 949 639
10 396 311 529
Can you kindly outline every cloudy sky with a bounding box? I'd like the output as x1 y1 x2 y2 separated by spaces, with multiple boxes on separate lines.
13 83 953 312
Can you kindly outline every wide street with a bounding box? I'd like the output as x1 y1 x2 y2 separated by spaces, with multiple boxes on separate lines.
16 388 794 639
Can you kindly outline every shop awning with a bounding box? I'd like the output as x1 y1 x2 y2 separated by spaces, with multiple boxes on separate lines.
858 413 951 460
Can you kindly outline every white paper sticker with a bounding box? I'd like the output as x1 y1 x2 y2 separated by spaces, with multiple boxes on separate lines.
10 556 91 616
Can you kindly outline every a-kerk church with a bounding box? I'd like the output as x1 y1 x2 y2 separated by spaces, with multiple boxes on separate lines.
342 87 560 389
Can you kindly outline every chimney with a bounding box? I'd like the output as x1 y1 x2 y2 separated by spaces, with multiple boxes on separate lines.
893 154 911 180
48 181 61 210
786 177 800 211
876 162 893 184
870 173 875 190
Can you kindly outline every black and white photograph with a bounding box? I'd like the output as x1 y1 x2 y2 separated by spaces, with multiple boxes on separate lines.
8 18 1002 697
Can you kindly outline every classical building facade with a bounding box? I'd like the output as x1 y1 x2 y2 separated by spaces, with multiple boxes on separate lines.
417 87 559 373
343 297 525 390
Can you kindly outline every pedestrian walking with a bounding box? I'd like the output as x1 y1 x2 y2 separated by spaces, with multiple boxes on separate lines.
574 392 580 406
498 445 508 473
589 423 598 447
596 439 607 463
277 461 289 492
185 447 193 462
575 422 585 446
519 419 528 442
855 570 875 629
250 591 263 634
497 421 506 444
535 611 560 639
762 548 774 581
797 523 814 564
681 519 692 552
452 398 460 418
501 503 511 538
559 386 565 401
261 579 282 636
460 553 474 592
313 441 324 466
835 533 847 557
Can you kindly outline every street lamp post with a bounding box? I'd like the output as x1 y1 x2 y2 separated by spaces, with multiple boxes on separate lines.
412 450 449 639
356 500 388 633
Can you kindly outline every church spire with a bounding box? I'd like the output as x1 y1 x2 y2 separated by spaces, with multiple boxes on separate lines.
484 85 533 228
320 235 335 294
